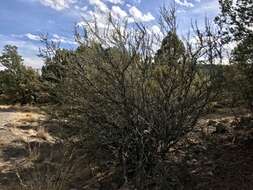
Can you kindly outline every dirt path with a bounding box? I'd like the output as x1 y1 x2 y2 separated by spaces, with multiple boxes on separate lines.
0 105 54 175
0 111 17 128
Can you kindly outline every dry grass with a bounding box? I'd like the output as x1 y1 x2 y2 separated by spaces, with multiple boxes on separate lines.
0 105 42 113
2 144 92 190
36 127 49 141
2 105 251 189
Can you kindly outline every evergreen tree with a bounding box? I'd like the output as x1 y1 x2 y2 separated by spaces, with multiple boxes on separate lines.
216 0 253 111
215 0 253 41
155 31 185 64
0 45 41 104
41 49 75 103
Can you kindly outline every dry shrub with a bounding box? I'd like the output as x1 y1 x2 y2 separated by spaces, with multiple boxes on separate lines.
2 142 92 190
41 6 222 189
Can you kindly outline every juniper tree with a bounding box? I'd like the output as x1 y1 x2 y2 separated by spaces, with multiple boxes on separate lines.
215 0 253 111
0 45 41 104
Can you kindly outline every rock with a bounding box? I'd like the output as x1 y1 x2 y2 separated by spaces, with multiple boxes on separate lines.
215 122 227 134
204 120 228 134
230 120 239 127
221 118 230 124
207 120 217 126
207 126 217 134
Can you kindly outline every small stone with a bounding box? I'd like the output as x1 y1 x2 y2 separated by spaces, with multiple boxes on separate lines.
215 122 227 134
208 126 217 134
207 120 217 126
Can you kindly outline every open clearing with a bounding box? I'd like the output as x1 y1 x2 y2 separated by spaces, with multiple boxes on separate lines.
0 105 54 181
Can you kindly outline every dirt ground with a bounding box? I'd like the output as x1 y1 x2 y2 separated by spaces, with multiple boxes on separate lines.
0 105 56 187
0 105 252 189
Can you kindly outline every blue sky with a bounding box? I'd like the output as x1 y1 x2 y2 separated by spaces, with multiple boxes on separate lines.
0 0 220 69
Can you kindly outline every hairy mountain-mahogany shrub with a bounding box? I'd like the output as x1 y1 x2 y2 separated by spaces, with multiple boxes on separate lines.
42 8 221 189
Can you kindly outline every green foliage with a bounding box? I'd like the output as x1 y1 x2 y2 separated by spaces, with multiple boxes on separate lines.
155 31 185 64
230 35 253 110
0 45 41 104
215 0 253 41
216 0 253 111
41 49 75 103
42 13 220 188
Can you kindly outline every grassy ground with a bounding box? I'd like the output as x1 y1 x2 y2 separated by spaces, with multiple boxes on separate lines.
0 105 252 189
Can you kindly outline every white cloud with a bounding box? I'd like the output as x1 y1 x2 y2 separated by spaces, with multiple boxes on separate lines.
224 41 237 51
175 0 194 8
74 5 88 12
52 34 61 39
0 34 43 68
111 6 128 19
0 66 5 71
246 24 253 32
39 0 76 11
24 56 44 69
129 6 155 22
76 21 86 27
190 1 218 14
150 25 161 34
76 4 155 42
84 5 128 29
87 10 108 28
52 34 77 45
132 0 141 3
177 9 186 13
1 40 31 50
25 33 41 41
89 0 109 12
129 6 142 18
105 0 123 4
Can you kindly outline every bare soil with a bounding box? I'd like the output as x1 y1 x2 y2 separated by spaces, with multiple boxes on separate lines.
0 105 56 187
0 105 252 189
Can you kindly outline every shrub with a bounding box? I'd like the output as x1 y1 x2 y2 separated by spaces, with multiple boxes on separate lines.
42 7 221 189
